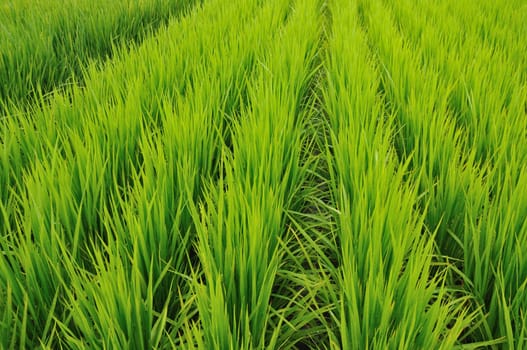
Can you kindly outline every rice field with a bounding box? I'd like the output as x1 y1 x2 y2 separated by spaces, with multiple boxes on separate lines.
0 0 526 348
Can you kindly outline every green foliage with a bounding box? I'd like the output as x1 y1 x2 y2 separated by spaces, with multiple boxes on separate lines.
1 0 525 348
0 0 198 110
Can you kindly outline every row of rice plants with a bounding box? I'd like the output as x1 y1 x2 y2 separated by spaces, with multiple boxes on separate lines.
362 0 486 343
384 0 527 167
359 0 481 266
413 0 527 80
383 0 527 346
0 0 293 346
314 0 474 347
186 0 325 347
0 0 198 110
361 0 527 347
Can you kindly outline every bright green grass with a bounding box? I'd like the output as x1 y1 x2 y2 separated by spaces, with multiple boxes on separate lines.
1 0 281 346
0 0 198 111
321 1 473 348
362 0 527 346
1 0 526 348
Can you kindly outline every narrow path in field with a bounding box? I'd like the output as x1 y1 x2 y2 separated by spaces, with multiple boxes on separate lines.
272 1 338 347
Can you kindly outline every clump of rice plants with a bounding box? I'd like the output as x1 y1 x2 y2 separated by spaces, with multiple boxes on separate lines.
0 0 198 111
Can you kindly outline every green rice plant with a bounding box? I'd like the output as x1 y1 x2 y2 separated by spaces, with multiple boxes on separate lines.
0 0 198 111
365 0 527 346
359 0 484 266
315 0 477 347
0 0 266 239
0 0 287 346
358 0 492 343
384 0 526 81
0 187 72 347
55 230 182 349
383 0 527 169
463 167 527 348
379 0 527 346
189 0 324 348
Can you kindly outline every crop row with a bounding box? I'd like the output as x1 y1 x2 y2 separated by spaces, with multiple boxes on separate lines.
0 0 198 110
